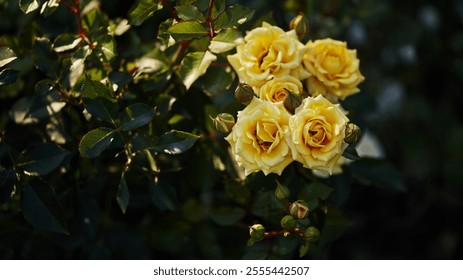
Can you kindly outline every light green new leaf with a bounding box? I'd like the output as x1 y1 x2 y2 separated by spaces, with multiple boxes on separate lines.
20 182 68 234
128 0 163 26
167 21 209 42
0 47 17 68
19 0 40 14
53 33 82 53
17 143 70 176
151 130 200 155
120 103 155 131
214 5 255 30
0 69 20 86
176 5 206 22
209 28 242 53
117 173 130 214
178 51 217 90
79 127 116 158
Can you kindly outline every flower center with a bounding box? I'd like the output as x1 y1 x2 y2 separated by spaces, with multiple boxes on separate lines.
322 55 342 75
303 118 332 148
256 121 280 151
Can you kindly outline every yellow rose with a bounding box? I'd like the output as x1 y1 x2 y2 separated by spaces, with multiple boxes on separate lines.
228 22 309 88
289 95 349 174
225 98 293 175
258 76 303 103
303 38 365 101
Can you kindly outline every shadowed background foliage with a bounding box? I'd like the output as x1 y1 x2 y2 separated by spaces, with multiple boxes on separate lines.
1 0 462 259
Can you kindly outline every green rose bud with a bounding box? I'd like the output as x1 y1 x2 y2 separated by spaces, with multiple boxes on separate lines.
303 226 320 243
280 215 298 230
275 181 290 201
283 88 303 114
289 200 309 220
235 83 255 105
344 123 361 144
210 113 235 135
249 224 266 241
289 13 310 38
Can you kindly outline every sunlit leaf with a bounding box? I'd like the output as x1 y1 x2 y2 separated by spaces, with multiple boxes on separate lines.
79 127 116 158
151 130 200 155
0 47 17 67
167 21 209 42
211 0 226 19
128 0 163 26
53 33 82 53
17 143 70 176
40 0 60 17
178 50 217 90
97 35 116 61
19 0 40 14
209 28 242 53
120 103 155 131
20 182 68 234
117 173 130 214
214 5 254 30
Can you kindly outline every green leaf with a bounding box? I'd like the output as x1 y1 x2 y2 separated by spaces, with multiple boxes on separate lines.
81 76 118 122
0 167 16 203
214 5 255 30
209 207 245 226
33 37 60 79
117 173 130 214
19 0 40 14
209 28 242 53
120 103 155 131
79 127 116 158
40 0 60 17
151 130 200 155
175 5 206 22
211 0 226 19
0 47 17 67
299 242 310 257
128 0 163 26
349 158 407 192
178 50 217 90
97 35 116 61
167 21 209 41
298 182 333 210
20 182 68 234
0 68 20 86
17 143 70 176
343 146 360 160
53 33 82 53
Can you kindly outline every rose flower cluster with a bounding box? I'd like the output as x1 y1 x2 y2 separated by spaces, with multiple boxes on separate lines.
222 21 364 176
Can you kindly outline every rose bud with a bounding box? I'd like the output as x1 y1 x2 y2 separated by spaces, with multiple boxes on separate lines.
211 113 235 135
289 13 310 38
344 123 361 144
289 200 309 220
249 224 266 241
280 215 298 230
303 226 320 243
283 88 303 114
235 83 255 105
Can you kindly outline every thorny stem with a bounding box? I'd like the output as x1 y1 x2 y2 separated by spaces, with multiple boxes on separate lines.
61 0 95 49
264 228 305 239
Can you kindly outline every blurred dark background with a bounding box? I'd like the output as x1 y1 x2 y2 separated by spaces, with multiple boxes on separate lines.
1 0 463 259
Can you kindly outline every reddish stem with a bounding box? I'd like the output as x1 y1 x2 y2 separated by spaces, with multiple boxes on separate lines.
264 228 305 239
61 0 95 49
205 0 215 38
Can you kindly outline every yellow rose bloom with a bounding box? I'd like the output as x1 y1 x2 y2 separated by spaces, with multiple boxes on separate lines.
303 38 365 101
228 22 309 88
225 98 293 176
258 76 303 103
289 95 349 174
